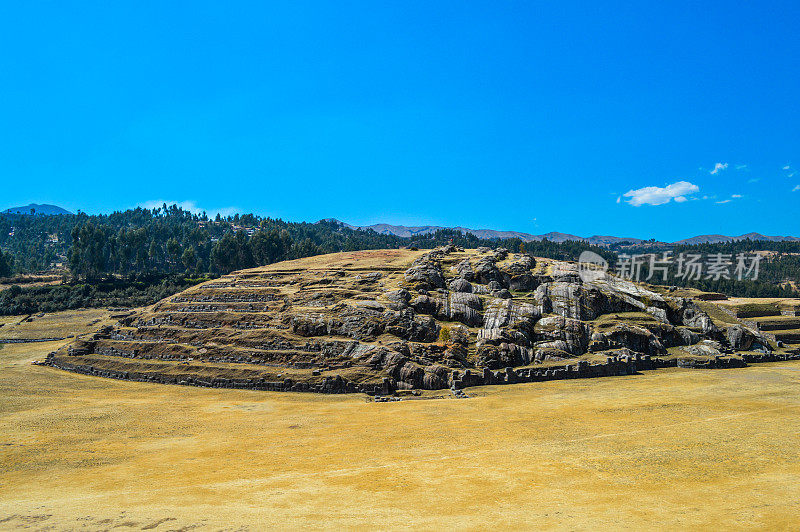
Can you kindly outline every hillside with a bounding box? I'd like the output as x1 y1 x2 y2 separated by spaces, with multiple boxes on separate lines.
46 247 800 394
2 203 72 215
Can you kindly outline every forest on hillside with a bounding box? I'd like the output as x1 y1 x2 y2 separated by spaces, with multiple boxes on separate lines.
0 205 617 278
0 205 798 314
0 206 615 313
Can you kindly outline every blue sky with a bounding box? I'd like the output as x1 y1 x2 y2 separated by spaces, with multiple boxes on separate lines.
1 1 798 241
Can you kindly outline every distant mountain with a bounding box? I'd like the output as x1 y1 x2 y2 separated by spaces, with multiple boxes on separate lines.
322 220 648 245
321 219 798 246
321 219 562 242
3 203 73 215
674 233 800 245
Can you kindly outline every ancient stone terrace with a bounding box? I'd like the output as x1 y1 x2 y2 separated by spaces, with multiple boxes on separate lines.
47 247 800 394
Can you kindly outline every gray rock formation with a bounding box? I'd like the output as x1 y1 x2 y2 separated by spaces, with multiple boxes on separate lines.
411 292 483 327
449 277 473 293
404 256 446 290
50 246 784 394
534 316 591 355
726 325 771 351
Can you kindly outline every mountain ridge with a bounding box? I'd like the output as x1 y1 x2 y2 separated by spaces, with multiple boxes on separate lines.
321 219 800 246
3 203 73 215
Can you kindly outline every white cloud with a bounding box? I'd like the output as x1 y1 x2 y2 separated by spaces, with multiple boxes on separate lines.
623 181 700 206
793 185 800 192
789 172 797 178
138 200 238 218
735 164 748 170
616 196 621 204
710 162 728 175
714 194 742 204
747 178 760 183
783 165 791 170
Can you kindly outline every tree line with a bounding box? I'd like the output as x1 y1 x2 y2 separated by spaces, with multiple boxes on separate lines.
1 206 616 280
1 206 798 300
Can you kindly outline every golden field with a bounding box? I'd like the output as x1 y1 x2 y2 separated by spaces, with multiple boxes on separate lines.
1 311 800 530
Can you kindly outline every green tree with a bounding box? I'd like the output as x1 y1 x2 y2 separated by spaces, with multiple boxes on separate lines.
250 229 287 265
210 231 254 274
181 246 198 272
69 221 110 280
166 237 181 271
0 249 12 277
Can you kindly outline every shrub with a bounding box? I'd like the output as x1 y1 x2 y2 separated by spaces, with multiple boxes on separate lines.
439 326 451 344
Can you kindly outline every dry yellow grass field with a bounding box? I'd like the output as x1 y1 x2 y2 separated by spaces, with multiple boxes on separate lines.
0 308 115 341
719 297 799 306
250 248 427 273
2 313 800 530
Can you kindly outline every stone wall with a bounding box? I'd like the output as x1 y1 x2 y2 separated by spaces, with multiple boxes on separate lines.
43 348 800 396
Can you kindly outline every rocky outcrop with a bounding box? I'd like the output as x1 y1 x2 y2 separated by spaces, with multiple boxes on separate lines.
385 289 411 306
534 316 590 355
535 280 646 321
681 305 718 334
291 305 439 342
404 256 445 290
449 278 473 293
383 309 440 342
588 274 666 312
508 273 539 291
473 256 505 286
726 325 771 352
410 292 483 327
475 342 534 369
453 258 475 281
587 323 667 356
685 340 725 357
479 299 541 346
49 246 783 394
